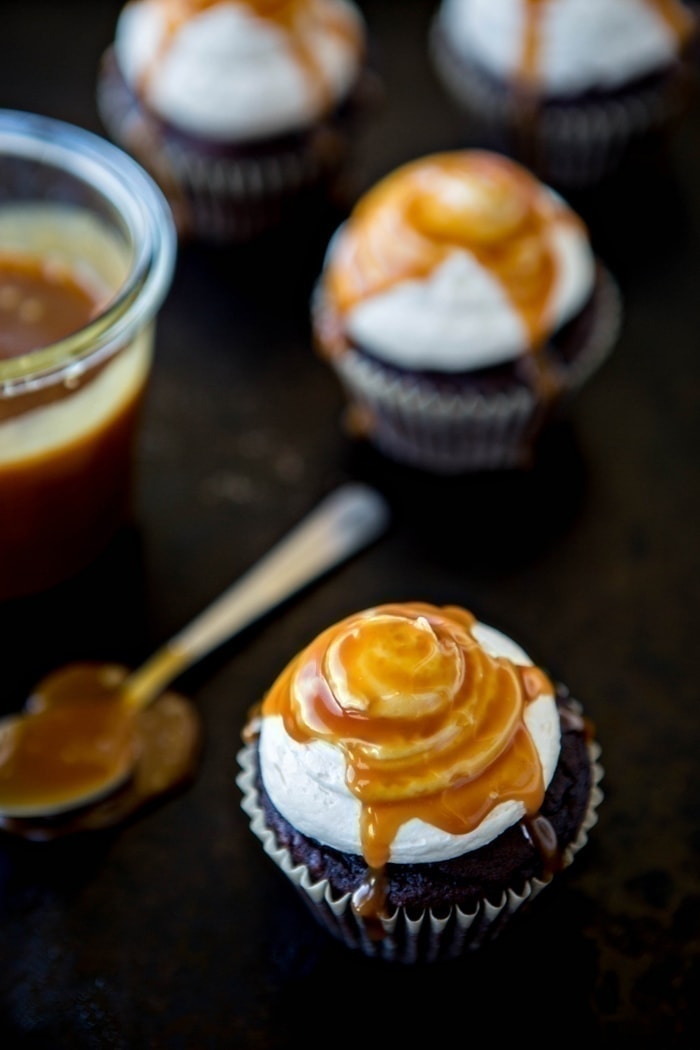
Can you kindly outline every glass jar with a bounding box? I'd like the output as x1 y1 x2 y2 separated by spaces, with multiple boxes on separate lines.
0 109 177 601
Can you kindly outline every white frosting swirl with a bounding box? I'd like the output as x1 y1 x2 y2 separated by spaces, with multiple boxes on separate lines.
259 616 562 864
113 0 366 140
438 0 693 96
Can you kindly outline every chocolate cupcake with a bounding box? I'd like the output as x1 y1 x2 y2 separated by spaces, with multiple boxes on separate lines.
430 0 699 188
311 149 621 474
237 601 604 963
96 0 375 242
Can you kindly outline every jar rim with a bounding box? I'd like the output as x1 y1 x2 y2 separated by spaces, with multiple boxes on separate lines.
0 108 177 393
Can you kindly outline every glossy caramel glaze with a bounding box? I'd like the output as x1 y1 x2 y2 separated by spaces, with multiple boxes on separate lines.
317 150 585 359
0 252 104 359
0 250 149 601
0 664 201 839
0 664 140 815
0 382 145 601
260 602 555 873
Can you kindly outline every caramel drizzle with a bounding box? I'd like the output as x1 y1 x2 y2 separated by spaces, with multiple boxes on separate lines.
517 0 696 88
262 602 555 878
140 0 363 117
519 0 548 88
322 151 582 357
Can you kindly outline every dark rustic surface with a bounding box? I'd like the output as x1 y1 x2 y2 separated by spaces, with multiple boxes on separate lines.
1 2 699 1045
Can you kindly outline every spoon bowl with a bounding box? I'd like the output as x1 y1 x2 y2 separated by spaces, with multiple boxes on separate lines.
0 483 390 823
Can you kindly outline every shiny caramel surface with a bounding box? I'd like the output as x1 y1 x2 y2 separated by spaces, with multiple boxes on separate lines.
0 664 138 814
0 383 145 601
319 151 583 357
0 251 103 359
0 245 148 601
0 663 201 835
261 601 554 870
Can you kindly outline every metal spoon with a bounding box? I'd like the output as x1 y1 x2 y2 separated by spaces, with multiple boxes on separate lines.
0 483 390 821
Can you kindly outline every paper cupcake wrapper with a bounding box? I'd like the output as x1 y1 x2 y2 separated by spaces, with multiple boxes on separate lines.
430 18 694 186
236 730 604 964
97 50 355 242
313 267 621 474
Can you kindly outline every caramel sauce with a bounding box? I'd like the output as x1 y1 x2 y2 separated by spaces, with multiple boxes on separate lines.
0 253 102 360
351 865 390 941
0 664 201 841
261 602 559 921
0 664 138 815
0 389 145 601
144 0 363 119
516 0 696 88
519 0 548 88
521 813 562 877
0 251 147 601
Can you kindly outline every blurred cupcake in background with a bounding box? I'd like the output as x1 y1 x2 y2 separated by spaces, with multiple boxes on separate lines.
97 0 376 243
430 0 699 188
311 149 621 474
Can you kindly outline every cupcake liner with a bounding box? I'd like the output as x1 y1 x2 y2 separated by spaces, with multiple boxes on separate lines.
429 16 696 187
336 362 542 473
236 724 604 964
312 266 622 474
97 48 363 242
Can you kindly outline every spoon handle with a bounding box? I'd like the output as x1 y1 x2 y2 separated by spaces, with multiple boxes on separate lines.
123 483 390 710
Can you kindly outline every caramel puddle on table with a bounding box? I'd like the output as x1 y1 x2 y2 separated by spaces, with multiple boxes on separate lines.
0 663 201 842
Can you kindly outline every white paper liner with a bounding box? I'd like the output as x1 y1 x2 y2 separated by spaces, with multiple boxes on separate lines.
312 267 622 474
96 49 354 241
236 721 604 964
429 16 695 186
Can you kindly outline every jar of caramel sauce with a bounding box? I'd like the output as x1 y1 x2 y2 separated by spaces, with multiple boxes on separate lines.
0 110 176 600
